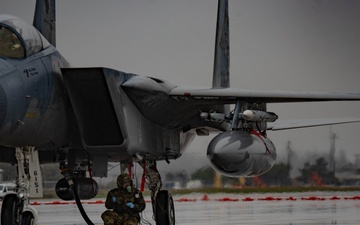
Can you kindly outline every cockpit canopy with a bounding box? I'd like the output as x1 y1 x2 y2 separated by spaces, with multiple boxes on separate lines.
0 15 50 59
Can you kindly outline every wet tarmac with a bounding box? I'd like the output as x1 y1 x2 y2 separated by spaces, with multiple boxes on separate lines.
2 192 360 224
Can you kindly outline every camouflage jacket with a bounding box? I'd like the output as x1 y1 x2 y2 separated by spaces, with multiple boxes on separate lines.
105 187 146 219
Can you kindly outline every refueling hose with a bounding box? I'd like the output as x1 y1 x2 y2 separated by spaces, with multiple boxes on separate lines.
71 184 95 225
60 161 95 225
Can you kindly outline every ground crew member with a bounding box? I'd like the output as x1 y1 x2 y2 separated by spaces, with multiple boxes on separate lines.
101 173 146 225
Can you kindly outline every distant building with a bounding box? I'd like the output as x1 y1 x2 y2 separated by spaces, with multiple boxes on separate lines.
336 171 360 186
355 154 360 169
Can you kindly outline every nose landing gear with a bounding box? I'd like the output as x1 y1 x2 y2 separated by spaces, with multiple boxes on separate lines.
0 146 40 225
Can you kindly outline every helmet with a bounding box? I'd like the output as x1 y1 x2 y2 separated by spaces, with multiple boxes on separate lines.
117 174 132 188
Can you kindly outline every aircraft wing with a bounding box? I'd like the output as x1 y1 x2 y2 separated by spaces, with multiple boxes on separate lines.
267 118 360 131
169 87 360 103
169 87 360 130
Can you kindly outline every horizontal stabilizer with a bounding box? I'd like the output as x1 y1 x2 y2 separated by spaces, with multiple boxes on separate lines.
268 118 360 131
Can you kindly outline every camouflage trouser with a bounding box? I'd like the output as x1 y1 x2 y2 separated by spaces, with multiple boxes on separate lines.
101 210 139 225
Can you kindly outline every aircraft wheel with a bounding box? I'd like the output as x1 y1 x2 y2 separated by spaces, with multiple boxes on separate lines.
1 193 20 225
155 190 175 225
21 211 34 225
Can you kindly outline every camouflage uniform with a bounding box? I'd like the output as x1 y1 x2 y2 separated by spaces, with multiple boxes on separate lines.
101 174 146 225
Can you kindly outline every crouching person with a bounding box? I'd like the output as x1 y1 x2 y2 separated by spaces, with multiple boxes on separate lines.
102 174 146 225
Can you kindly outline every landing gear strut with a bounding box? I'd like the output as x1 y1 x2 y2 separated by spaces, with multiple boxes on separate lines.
140 160 175 225
1 146 38 225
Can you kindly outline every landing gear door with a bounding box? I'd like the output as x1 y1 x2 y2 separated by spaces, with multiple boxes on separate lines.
28 150 43 198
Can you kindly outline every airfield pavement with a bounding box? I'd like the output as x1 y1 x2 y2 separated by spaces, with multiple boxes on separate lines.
3 192 357 225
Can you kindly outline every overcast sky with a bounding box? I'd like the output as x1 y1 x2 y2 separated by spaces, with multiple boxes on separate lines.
2 0 360 175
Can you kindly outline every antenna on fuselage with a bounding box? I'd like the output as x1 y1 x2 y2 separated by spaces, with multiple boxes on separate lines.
212 0 230 89
33 0 56 47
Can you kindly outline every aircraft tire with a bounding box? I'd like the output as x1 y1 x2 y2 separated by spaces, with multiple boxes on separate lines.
21 211 34 225
155 190 175 225
1 193 20 225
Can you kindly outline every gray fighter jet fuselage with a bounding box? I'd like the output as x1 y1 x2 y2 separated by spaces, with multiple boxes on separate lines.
1 0 360 224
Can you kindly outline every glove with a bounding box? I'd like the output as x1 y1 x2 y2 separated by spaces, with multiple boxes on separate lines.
126 202 135 209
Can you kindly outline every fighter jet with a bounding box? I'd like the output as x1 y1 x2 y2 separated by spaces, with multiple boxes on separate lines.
1 0 360 224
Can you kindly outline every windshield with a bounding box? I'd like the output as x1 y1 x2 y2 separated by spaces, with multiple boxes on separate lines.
0 185 4 191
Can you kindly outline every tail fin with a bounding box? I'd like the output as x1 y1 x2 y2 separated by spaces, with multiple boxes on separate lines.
212 0 230 88
33 0 56 47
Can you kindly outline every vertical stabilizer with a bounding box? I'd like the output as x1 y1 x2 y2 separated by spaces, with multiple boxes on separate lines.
212 0 230 88
33 0 56 47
